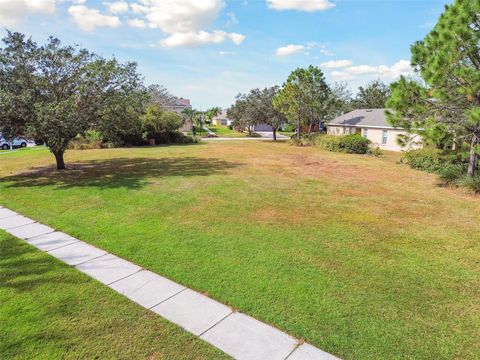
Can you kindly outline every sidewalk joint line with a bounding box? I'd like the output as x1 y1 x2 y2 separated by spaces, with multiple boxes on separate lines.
4 221 37 231
148 288 187 309
41 239 81 252
106 268 143 286
283 341 302 360
73 253 109 266
24 229 55 240
198 311 234 337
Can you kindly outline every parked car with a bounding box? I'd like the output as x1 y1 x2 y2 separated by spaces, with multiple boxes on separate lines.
0 134 28 150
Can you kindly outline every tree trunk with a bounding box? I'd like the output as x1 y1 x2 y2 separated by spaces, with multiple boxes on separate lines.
53 150 66 170
248 125 252 136
296 118 300 140
467 135 478 177
308 122 312 134
273 128 277 141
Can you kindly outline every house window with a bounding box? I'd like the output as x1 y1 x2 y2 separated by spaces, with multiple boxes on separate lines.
363 128 368 138
382 130 388 145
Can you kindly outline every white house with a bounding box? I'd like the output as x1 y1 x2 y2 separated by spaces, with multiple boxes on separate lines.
327 109 422 152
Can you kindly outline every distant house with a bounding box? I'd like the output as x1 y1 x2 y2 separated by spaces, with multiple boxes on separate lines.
327 109 422 152
163 98 193 133
164 98 192 114
211 109 231 126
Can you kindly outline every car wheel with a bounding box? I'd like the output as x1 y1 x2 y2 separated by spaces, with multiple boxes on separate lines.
2 144 9 150
21 142 27 148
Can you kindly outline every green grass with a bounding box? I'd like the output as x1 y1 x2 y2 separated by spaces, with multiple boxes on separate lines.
208 126 250 137
0 231 229 359
1 142 479 359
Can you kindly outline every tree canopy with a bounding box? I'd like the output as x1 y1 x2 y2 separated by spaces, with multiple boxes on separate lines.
273 65 332 139
386 0 480 176
352 80 391 109
0 31 145 169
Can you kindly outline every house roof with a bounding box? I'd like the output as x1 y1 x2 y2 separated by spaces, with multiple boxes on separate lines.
328 109 396 129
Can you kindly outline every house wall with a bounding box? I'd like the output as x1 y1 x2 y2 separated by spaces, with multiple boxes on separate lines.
180 119 193 132
327 125 422 152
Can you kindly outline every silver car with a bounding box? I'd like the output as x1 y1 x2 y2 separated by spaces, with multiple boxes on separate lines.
0 134 28 150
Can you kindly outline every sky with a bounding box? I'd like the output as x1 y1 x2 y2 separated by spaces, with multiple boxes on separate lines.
0 0 449 109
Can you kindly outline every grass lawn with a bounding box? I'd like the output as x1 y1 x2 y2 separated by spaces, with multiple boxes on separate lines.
0 231 229 359
1 141 479 359
208 126 252 137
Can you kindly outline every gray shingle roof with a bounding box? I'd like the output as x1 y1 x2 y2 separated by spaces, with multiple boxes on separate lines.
328 109 393 128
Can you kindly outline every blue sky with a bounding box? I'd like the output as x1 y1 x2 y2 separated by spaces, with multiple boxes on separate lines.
0 0 448 109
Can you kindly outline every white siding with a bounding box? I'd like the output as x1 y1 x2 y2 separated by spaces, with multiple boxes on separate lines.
327 125 422 152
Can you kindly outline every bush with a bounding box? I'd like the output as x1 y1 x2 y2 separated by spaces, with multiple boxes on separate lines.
340 134 370 153
141 103 182 140
289 133 321 146
402 148 447 172
457 175 480 194
68 130 104 150
154 131 201 144
367 146 383 157
438 164 465 185
402 148 469 173
317 134 370 154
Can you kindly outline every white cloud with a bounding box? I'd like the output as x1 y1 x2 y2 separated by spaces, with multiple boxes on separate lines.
330 70 356 81
129 0 246 48
160 30 245 48
330 60 413 81
267 0 335 12
104 1 129 14
131 0 224 33
68 5 121 32
320 59 352 68
127 18 147 28
275 44 305 57
0 0 57 27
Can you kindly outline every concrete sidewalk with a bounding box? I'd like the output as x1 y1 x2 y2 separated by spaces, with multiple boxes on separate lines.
0 206 338 360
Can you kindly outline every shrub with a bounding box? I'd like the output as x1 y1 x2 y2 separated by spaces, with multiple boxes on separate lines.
438 164 465 185
402 148 447 172
317 134 342 151
141 103 182 140
457 175 480 194
341 134 370 154
155 131 201 144
402 148 470 173
289 133 321 146
317 134 370 154
68 130 104 150
367 146 383 157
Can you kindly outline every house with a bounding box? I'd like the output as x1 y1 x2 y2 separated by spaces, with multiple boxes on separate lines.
179 118 193 132
163 98 193 133
164 98 192 114
327 109 422 152
211 109 231 126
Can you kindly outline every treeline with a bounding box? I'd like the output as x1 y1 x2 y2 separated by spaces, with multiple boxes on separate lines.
228 67 390 141
0 32 192 170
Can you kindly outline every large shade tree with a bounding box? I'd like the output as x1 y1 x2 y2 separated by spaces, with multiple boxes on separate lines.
0 31 144 170
387 0 480 177
257 86 287 141
273 65 331 140
228 90 261 135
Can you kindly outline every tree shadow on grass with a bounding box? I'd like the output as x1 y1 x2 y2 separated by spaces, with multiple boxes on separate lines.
0 235 85 293
2 156 242 190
